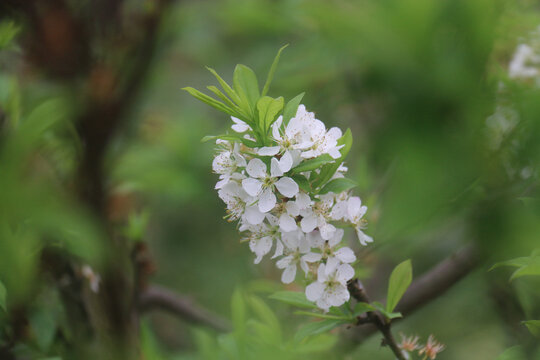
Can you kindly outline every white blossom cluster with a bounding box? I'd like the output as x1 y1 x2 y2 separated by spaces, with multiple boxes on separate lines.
212 105 373 311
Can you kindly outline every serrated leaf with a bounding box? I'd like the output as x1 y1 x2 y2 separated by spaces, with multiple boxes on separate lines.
292 154 334 174
183 87 234 115
283 93 305 125
386 259 413 313
233 64 260 114
0 280 6 312
318 177 357 195
294 319 348 342
256 96 284 132
262 44 288 96
269 291 317 309
313 129 353 189
294 311 351 321
523 320 540 337
206 67 242 104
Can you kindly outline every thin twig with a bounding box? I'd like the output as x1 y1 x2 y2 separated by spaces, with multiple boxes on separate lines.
139 285 231 332
348 279 406 360
352 245 479 342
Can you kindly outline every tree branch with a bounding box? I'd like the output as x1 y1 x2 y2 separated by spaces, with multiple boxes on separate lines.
351 245 479 341
139 285 231 332
348 279 406 360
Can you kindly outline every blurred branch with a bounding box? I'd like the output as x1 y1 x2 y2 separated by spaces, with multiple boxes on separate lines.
348 279 406 360
351 245 479 342
139 285 231 332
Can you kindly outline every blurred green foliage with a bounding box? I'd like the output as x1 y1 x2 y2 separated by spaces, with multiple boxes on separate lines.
1 0 540 359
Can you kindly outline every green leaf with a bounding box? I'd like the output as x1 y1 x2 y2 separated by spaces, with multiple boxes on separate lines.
371 302 402 320
318 177 357 195
248 296 281 342
294 311 350 321
510 263 540 280
352 302 376 317
261 44 288 96
291 174 311 193
269 291 317 309
207 85 247 119
283 93 305 125
292 154 334 174
0 280 6 312
0 20 20 49
523 320 540 337
386 259 413 313
496 346 527 360
206 66 242 104
294 319 348 342
256 96 284 132
182 87 234 115
231 289 247 337
313 129 353 189
233 64 260 114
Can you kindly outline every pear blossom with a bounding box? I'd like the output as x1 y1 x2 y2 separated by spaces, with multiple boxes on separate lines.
241 156 299 213
207 104 374 311
305 263 355 311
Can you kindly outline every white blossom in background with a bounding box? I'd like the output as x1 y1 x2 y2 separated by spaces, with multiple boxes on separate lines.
212 104 374 311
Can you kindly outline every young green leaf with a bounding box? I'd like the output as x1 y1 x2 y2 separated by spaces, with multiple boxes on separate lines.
261 44 288 96
207 85 246 117
313 129 353 189
352 302 376 317
233 64 260 114
0 280 6 312
269 291 317 309
294 311 350 321
283 93 305 125
386 259 413 313
523 320 540 337
256 96 284 132
291 174 312 193
182 87 234 115
294 319 348 342
292 154 334 174
318 177 357 195
371 301 402 320
206 66 242 104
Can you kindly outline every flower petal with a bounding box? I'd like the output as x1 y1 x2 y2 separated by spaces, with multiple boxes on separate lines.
276 255 293 269
244 205 265 225
286 201 300 216
246 158 267 178
305 281 325 301
319 222 336 240
272 116 283 140
300 214 317 233
335 247 356 263
279 151 293 172
242 178 262 196
302 252 322 263
329 285 350 307
279 213 298 232
275 177 299 198
258 189 276 213
336 264 355 284
258 146 280 156
356 228 373 246
281 265 297 284
270 157 284 177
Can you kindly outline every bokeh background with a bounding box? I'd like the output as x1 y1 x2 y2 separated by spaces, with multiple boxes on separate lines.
1 0 540 359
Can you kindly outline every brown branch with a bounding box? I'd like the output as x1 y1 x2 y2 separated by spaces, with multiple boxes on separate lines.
348 279 406 360
139 285 231 332
351 245 479 341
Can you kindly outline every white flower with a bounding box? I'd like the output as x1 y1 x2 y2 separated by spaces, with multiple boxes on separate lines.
231 116 251 133
299 193 336 239
273 200 301 232
241 215 281 264
307 229 356 274
241 156 299 213
218 181 266 225
212 143 247 189
305 263 355 311
509 44 540 79
276 230 320 283
331 196 373 246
